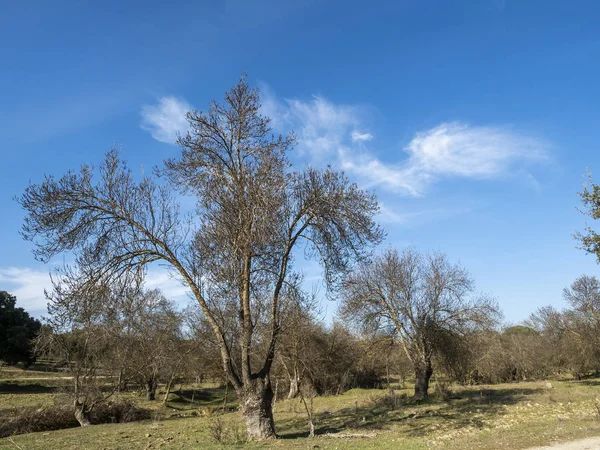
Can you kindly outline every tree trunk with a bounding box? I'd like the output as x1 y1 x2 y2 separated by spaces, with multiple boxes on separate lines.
74 401 91 427
287 376 300 399
238 377 276 440
299 388 315 438
146 377 157 401
414 360 433 400
163 375 175 405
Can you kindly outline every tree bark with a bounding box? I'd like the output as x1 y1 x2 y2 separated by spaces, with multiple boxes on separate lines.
414 360 433 400
163 375 176 405
238 377 277 440
287 376 300 399
146 377 157 401
74 401 91 427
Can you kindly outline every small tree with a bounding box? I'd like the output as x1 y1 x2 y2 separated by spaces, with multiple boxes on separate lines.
18 76 383 439
563 275 600 327
340 248 498 399
524 278 600 380
576 170 600 260
36 281 126 426
554 276 600 376
276 302 320 399
0 291 41 366
118 289 184 401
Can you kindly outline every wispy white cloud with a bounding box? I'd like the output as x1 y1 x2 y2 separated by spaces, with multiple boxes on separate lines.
378 203 473 225
339 151 428 197
261 87 363 163
0 267 51 315
261 88 549 196
405 122 546 179
144 268 191 301
343 122 548 196
522 171 543 194
286 96 360 163
351 131 373 142
0 265 192 317
140 96 191 144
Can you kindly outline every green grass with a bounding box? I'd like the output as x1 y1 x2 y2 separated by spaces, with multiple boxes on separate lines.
3 377 600 449
0 366 68 380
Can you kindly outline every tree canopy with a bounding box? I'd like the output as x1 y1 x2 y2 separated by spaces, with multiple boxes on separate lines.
17 76 384 439
340 248 499 398
0 291 41 366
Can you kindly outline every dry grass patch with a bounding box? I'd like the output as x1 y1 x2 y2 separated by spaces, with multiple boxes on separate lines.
3 379 600 449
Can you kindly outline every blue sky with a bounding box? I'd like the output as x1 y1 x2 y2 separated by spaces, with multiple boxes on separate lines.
1 0 600 324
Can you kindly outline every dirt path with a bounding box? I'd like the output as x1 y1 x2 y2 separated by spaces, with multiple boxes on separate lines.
0 376 74 381
528 436 600 449
1 375 114 381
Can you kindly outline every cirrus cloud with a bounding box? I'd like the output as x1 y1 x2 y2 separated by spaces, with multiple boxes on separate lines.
141 86 550 197
405 122 547 179
342 122 548 196
260 87 549 197
140 96 192 144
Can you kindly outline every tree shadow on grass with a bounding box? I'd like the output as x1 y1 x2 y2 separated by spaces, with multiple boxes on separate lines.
0 382 58 394
277 399 409 439
166 386 238 412
402 387 545 437
276 386 545 440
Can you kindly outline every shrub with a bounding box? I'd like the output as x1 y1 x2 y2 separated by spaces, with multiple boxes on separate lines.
209 417 247 445
434 380 453 401
368 389 406 410
0 404 77 437
91 399 152 424
0 399 152 438
209 417 223 443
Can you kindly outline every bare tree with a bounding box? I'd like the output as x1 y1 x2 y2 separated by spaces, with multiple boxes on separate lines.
18 76 383 439
276 299 321 400
563 275 600 325
286 321 383 396
35 281 130 426
118 289 184 401
340 247 498 399
561 275 600 376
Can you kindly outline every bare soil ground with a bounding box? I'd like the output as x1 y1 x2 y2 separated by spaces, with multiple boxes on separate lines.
529 436 600 449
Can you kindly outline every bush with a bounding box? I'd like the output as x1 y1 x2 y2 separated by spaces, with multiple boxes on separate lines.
209 417 223 442
0 399 152 438
209 417 247 445
434 380 453 401
368 389 407 410
0 404 77 437
91 399 152 424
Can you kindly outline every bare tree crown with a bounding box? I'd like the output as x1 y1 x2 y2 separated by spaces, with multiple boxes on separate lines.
340 247 498 398
17 76 384 406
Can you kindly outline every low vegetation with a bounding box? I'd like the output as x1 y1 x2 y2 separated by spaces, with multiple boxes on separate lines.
3 372 600 449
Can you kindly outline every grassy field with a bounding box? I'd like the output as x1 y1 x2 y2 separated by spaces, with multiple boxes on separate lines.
3 369 600 449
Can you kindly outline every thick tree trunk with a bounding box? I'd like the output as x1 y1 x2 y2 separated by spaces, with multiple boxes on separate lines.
238 377 277 440
74 401 91 427
146 378 157 401
414 360 433 400
287 376 299 399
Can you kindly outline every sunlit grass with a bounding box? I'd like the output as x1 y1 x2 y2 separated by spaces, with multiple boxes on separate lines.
3 376 600 449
